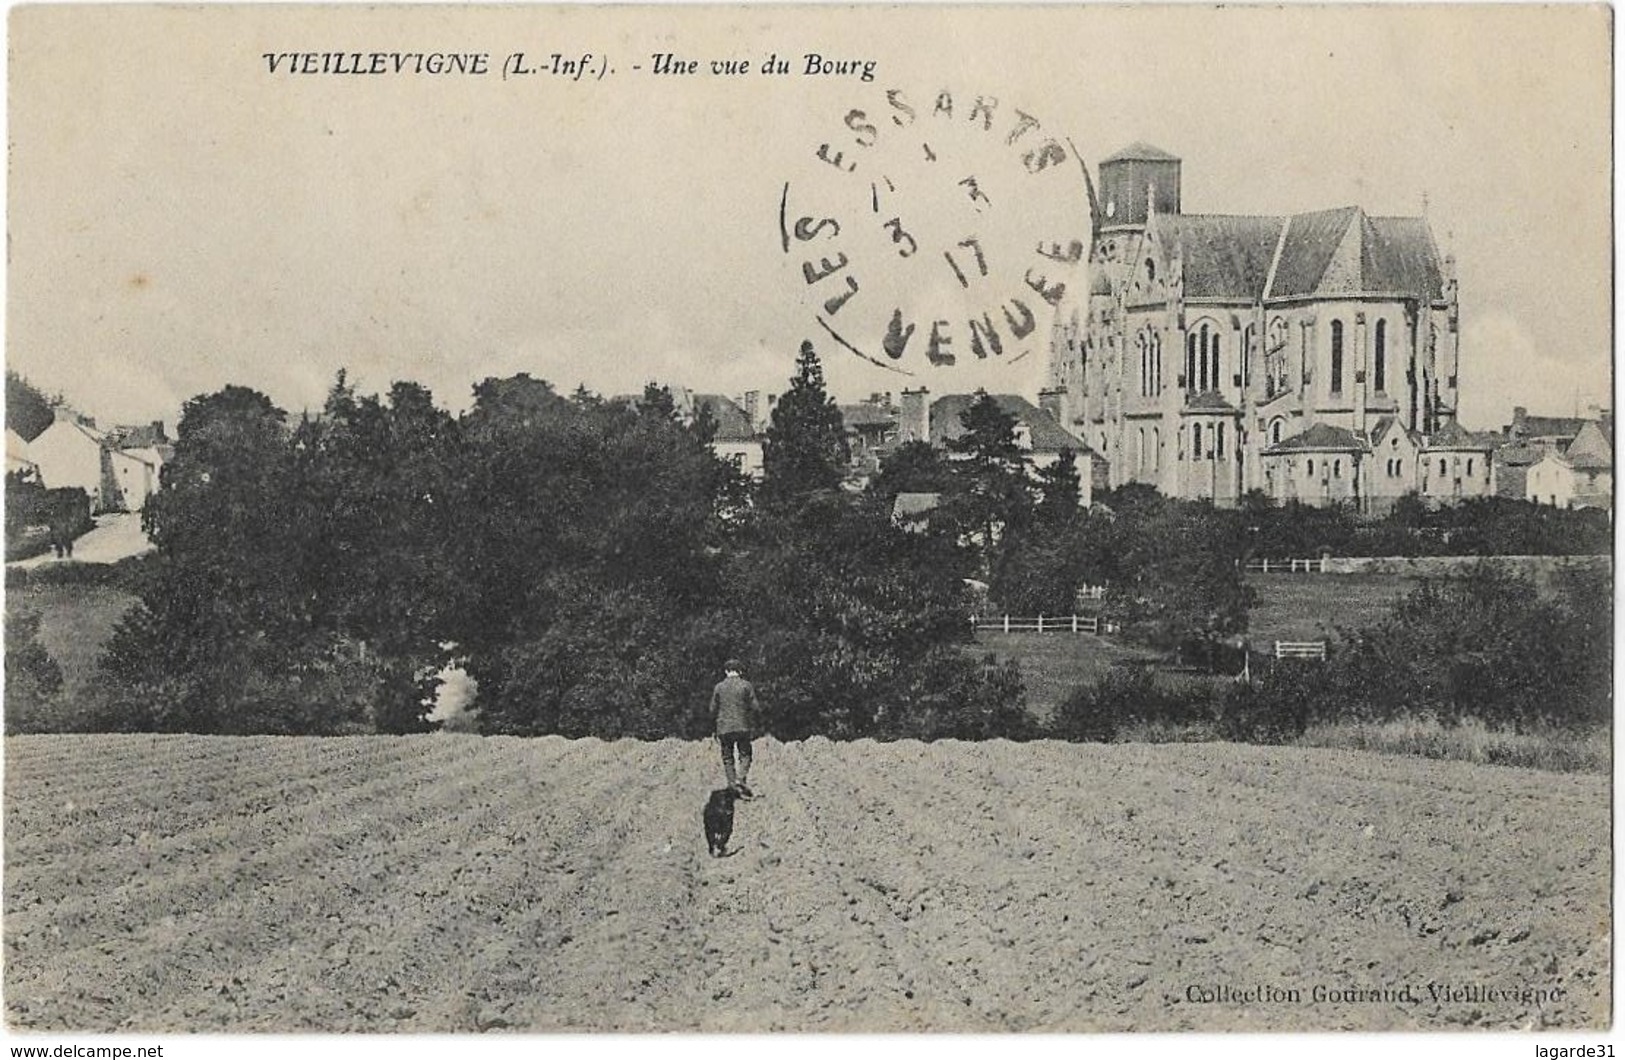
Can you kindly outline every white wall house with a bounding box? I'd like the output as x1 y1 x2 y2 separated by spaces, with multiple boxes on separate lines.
28 418 105 498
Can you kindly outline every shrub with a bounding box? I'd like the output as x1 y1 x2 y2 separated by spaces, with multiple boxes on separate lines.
1054 663 1216 743
4 610 64 732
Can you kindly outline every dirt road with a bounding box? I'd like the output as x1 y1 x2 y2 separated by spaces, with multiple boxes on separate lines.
3 735 1609 1031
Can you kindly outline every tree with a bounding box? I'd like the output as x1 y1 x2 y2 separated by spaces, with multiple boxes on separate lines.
6 370 56 442
1100 496 1253 649
869 439 951 502
761 342 850 502
456 376 741 737
716 491 1000 740
102 385 378 733
1033 454 1082 524
940 392 1034 561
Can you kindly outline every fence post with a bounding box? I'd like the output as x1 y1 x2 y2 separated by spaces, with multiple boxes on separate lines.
1071 615 1078 633
1003 615 1010 633
1037 614 1044 633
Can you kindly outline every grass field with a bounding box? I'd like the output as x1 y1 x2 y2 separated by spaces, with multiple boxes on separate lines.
4 734 1610 1032
1242 572 1418 646
965 631 1161 718
5 581 139 727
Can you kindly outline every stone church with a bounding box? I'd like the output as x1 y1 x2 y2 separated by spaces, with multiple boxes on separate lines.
1044 143 1493 511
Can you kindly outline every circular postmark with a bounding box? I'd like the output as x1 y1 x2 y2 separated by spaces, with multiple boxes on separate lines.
779 86 1095 379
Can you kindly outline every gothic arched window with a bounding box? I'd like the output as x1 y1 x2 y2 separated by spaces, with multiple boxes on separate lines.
1374 319 1388 393
1330 320 1345 394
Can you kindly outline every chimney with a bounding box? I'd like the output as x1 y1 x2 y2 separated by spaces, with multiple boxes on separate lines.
741 390 761 431
1511 406 1528 437
898 388 930 443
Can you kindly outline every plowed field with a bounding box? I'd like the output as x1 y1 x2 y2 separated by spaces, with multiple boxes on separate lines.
4 735 1610 1032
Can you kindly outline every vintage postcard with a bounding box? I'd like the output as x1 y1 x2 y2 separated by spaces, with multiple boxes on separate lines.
2 3 1612 1053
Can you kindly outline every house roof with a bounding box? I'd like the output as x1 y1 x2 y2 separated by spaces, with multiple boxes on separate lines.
105 423 169 449
1512 414 1589 439
1494 440 1547 468
693 394 757 443
1103 142 1180 164
1423 420 1492 451
928 394 1092 453
1169 214 1285 300
109 446 163 470
840 403 896 430
1366 415 1410 447
1564 420 1612 466
1263 422 1368 454
1567 451 1612 472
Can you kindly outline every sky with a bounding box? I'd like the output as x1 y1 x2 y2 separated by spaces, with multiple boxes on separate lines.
6 4 1613 434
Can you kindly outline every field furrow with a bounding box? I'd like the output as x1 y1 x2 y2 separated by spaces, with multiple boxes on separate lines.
3 734 1609 1032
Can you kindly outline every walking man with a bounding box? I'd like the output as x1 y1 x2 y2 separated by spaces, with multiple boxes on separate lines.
711 658 759 798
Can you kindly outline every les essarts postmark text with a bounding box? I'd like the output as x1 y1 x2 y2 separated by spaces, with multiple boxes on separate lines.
779 87 1091 376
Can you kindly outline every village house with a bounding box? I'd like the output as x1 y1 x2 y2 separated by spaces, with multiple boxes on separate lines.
1492 407 1611 510
894 388 1106 507
1047 143 1492 511
678 391 764 480
1502 405 1601 451
1525 418 1613 511
24 413 170 512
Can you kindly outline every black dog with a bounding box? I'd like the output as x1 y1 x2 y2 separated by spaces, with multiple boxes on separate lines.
703 787 738 857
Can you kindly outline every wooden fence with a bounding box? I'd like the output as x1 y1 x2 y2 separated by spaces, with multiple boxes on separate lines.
1273 640 1328 660
1246 557 1329 574
971 615 1102 635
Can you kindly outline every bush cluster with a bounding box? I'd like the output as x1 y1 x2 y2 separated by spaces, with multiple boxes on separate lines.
88 353 1025 740
1243 493 1611 559
1054 563 1611 746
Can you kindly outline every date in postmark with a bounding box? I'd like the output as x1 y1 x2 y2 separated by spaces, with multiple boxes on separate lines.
779 86 1095 377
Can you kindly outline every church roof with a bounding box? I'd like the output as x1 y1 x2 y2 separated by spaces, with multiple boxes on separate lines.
1263 423 1368 454
1266 207 1360 299
1103 142 1180 164
1166 215 1284 300
1362 216 1446 298
1183 389 1239 413
1145 205 1446 303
